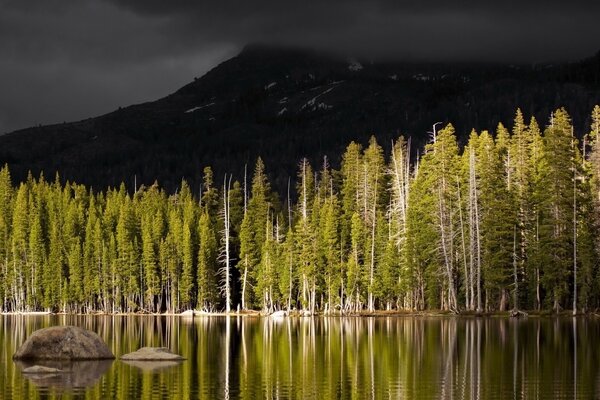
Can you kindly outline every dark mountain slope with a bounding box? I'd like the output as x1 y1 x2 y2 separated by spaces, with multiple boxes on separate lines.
1 45 599 192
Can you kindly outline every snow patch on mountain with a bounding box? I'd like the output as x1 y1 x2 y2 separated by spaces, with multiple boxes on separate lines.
348 59 363 71
185 102 215 113
412 74 430 81
301 87 335 111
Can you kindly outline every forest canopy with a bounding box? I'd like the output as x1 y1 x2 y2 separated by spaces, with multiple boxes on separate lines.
1 106 600 314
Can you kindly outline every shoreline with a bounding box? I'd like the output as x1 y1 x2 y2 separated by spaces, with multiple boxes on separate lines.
1 310 597 318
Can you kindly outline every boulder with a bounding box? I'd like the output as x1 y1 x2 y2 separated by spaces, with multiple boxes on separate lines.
120 347 185 361
269 310 288 318
13 326 114 360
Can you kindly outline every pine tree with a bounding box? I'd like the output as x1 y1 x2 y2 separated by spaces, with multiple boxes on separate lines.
294 158 318 313
319 192 340 313
340 142 363 253
346 212 364 311
539 109 576 312
256 213 278 312
417 125 461 311
197 211 218 310
525 117 545 309
1 107 599 314
477 130 515 311
218 175 233 313
141 212 159 311
580 105 600 310
0 166 13 311
11 183 29 311
405 154 438 310
44 182 64 311
238 158 271 309
388 136 411 308
362 137 386 312
27 188 45 310
83 194 102 311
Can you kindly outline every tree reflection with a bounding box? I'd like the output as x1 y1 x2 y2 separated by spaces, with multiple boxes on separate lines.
2 316 599 399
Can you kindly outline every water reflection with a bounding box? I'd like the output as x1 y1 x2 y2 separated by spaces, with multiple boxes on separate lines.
1 315 598 399
121 360 184 372
15 360 112 390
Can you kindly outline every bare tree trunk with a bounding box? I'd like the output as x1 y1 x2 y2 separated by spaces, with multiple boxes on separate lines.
241 256 248 311
438 187 457 312
287 250 293 312
573 152 577 315
368 174 378 313
535 214 541 311
500 289 507 311
513 225 519 311
220 175 232 313
471 146 482 312
339 243 344 314
287 178 293 312
457 177 470 310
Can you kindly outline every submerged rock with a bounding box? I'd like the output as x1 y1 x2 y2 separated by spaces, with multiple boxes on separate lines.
22 365 66 374
120 347 185 361
13 326 114 360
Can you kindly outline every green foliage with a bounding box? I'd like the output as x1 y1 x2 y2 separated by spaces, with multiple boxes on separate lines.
1 106 599 313
197 212 218 310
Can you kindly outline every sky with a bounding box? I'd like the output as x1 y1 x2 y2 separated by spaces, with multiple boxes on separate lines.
1 0 599 134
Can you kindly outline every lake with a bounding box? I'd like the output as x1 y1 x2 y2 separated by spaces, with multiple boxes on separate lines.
0 315 597 399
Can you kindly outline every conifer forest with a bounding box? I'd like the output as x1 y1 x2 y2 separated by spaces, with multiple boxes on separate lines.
2 106 600 315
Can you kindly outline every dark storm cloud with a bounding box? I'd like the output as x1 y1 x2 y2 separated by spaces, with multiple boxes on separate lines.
103 0 600 61
0 0 599 133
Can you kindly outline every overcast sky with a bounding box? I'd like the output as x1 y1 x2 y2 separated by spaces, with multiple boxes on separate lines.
1 0 599 134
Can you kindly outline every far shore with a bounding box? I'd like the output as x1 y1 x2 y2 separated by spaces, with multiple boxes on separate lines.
1 309 598 318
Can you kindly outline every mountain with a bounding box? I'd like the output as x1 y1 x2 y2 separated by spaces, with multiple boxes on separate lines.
1 44 600 192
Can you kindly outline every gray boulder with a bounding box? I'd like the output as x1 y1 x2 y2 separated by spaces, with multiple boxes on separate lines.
13 326 114 360
120 347 185 361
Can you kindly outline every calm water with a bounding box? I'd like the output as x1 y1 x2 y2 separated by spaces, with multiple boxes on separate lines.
0 315 598 399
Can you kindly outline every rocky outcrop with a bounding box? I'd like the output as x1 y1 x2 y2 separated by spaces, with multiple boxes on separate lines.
120 347 185 361
13 326 114 360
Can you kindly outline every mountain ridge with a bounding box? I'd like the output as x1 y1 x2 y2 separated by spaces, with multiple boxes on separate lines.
1 45 599 192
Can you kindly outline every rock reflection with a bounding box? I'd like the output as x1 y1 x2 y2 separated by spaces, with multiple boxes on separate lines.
15 359 112 389
121 359 183 372
1 315 596 398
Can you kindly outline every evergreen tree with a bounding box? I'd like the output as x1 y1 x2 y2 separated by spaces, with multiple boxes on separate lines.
11 183 29 311
238 158 271 309
0 166 13 311
0 106 598 313
538 109 577 311
197 211 218 310
477 130 515 311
